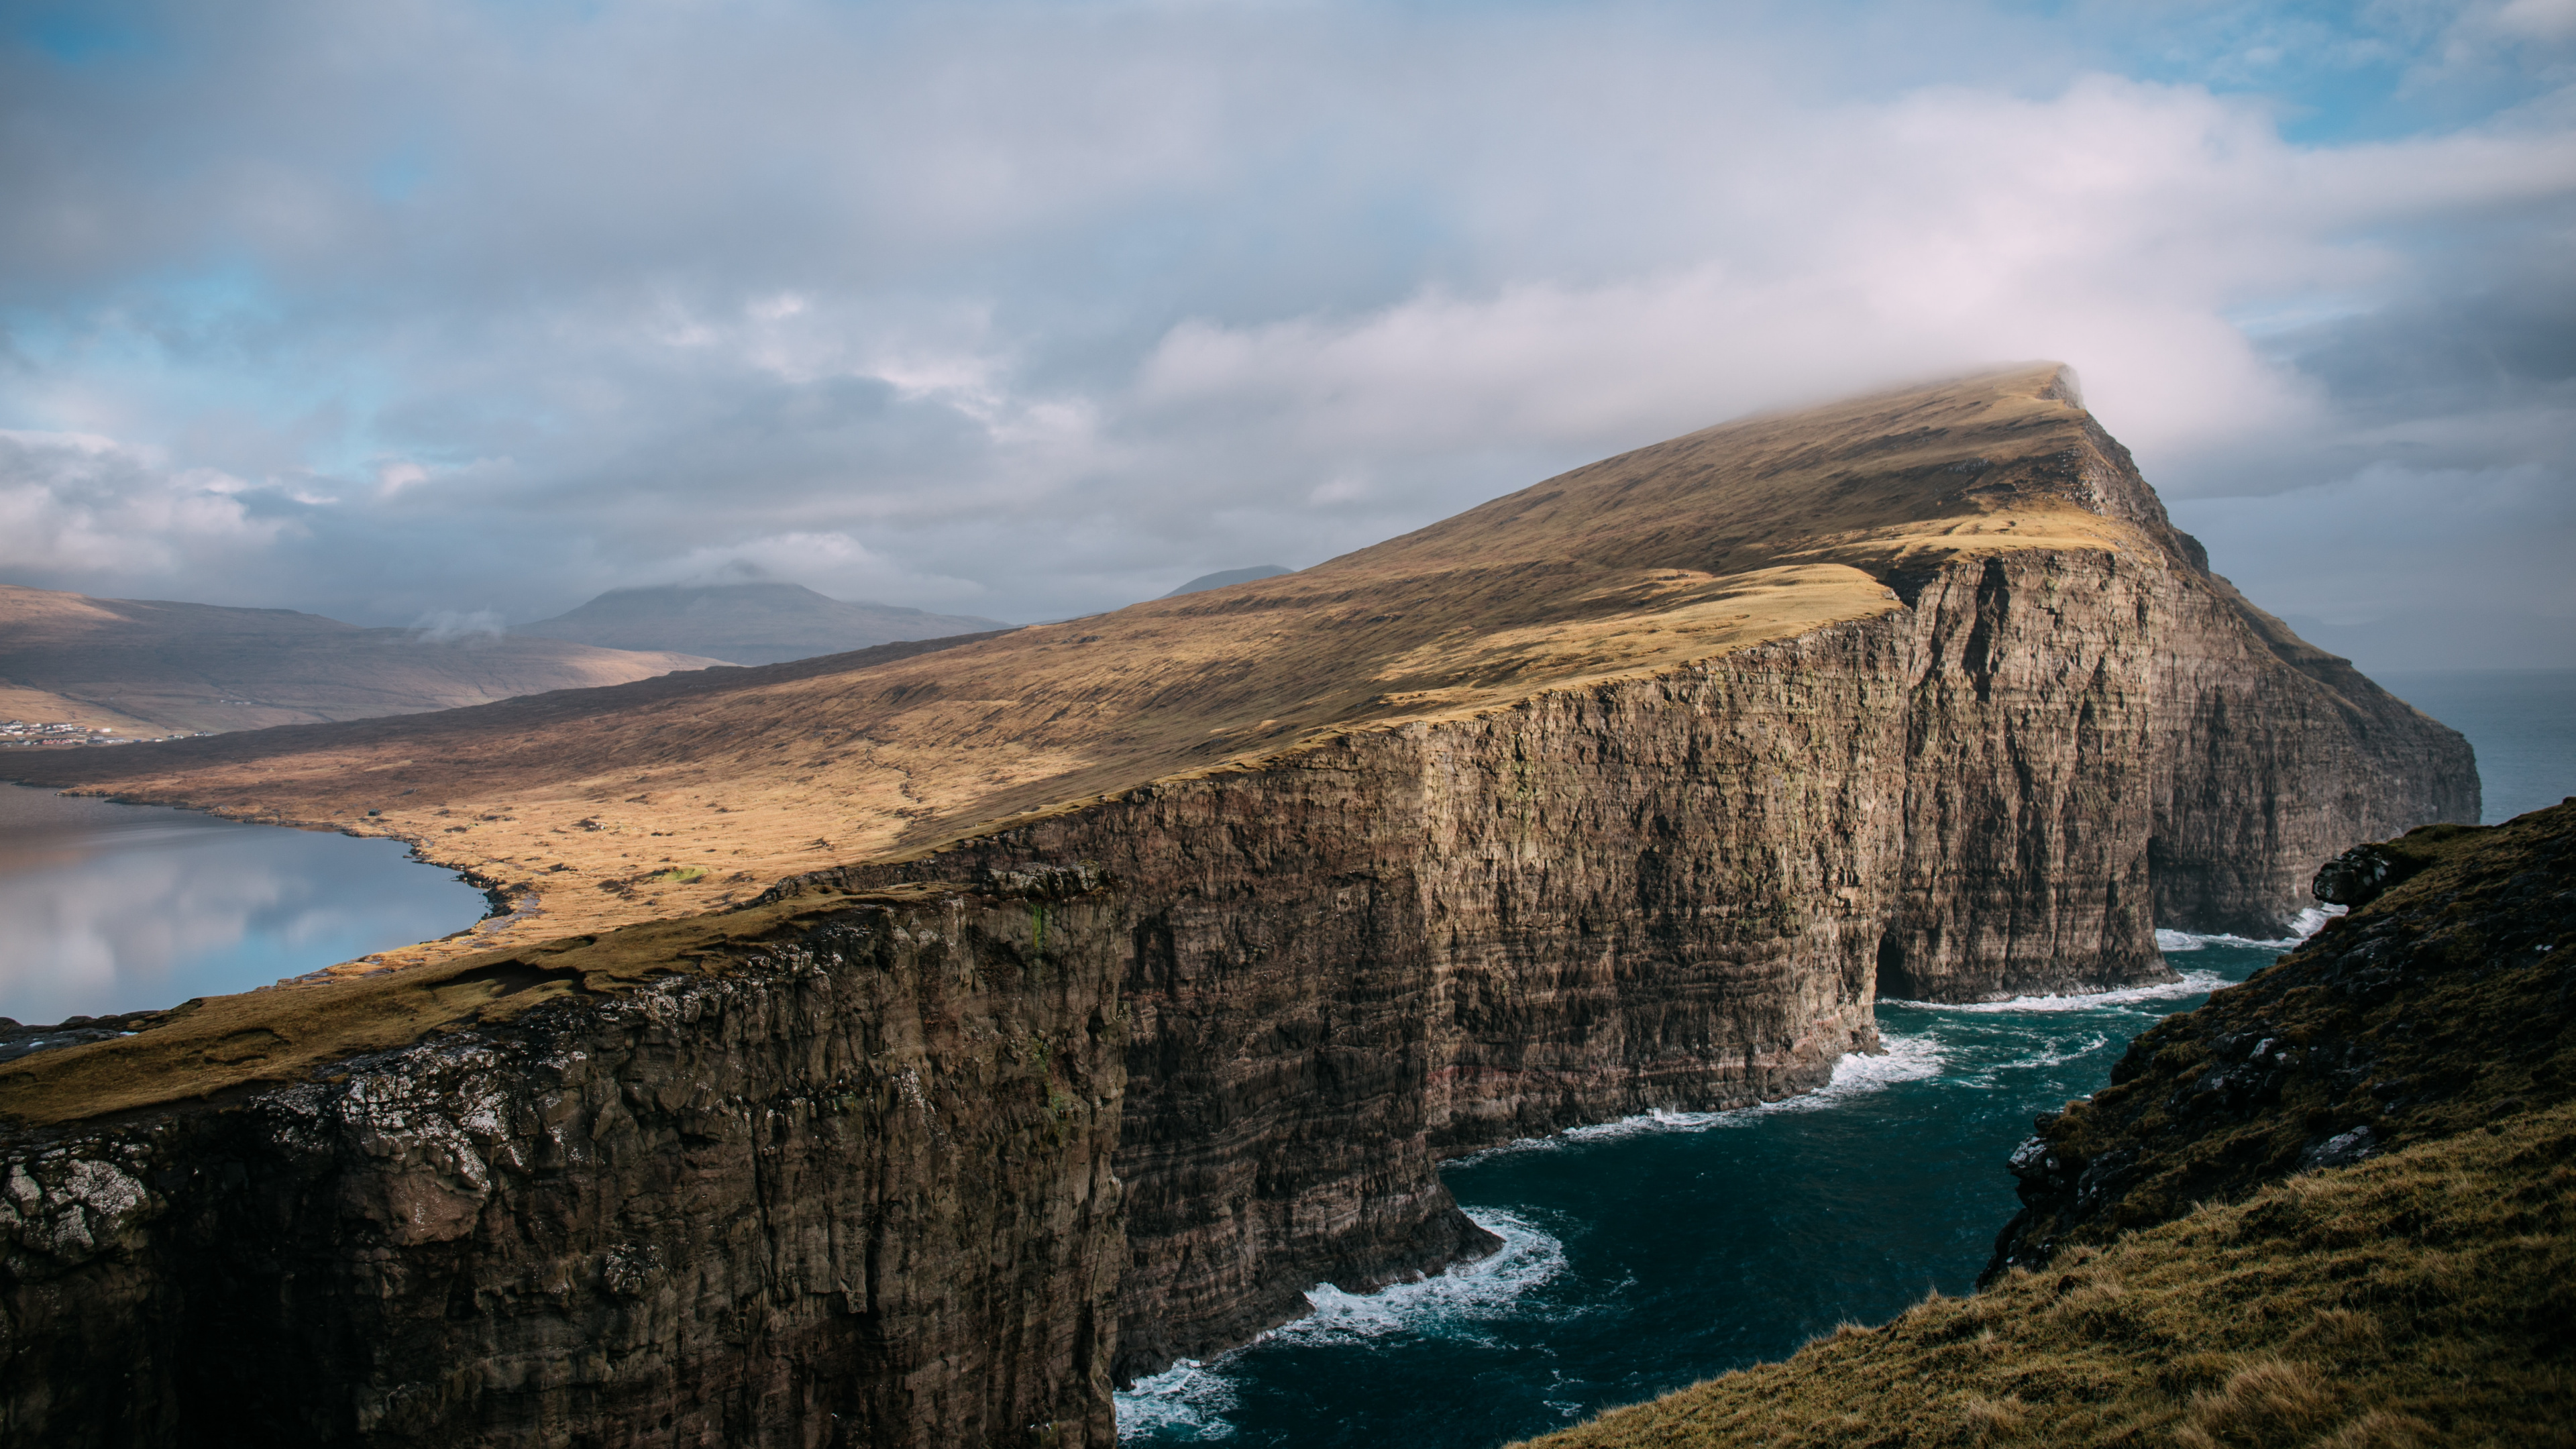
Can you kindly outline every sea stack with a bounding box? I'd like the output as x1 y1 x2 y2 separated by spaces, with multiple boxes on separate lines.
0 365 2477 1444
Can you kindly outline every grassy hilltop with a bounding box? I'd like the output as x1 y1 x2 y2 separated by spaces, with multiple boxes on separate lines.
1515 802 2576 1449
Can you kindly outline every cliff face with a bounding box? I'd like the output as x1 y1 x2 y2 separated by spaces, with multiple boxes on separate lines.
808 537 2472 1379
0 878 1126 1449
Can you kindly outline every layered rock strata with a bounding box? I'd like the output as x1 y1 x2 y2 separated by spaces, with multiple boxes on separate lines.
0 877 1125 1449
809 542 2476 1378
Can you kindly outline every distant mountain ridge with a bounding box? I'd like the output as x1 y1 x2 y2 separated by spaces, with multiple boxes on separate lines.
0 584 720 735
1162 565 1293 598
515 582 1008 666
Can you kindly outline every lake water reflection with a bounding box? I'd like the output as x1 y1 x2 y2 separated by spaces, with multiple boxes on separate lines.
0 784 490 1024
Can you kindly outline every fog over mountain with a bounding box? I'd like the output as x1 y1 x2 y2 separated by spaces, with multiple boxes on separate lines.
0 2 2569 669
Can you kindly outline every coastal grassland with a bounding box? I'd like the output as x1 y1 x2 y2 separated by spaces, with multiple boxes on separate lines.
1513 1098 2576 1448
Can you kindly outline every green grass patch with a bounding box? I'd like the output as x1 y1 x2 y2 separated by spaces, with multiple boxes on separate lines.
1511 1099 2576 1448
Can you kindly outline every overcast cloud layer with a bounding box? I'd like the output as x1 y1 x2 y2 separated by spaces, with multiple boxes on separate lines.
3 0 2572 669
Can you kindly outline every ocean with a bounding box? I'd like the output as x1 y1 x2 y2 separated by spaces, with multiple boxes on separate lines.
1115 941 2279 1447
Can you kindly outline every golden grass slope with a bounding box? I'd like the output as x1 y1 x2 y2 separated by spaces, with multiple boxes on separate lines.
5 364 2178 973
0 584 723 734
1508 1099 2576 1449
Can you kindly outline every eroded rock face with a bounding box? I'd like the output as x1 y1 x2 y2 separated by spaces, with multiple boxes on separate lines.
799 543 2471 1380
0 885 1126 1449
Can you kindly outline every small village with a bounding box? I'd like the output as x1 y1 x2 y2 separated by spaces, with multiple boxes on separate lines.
0 720 203 747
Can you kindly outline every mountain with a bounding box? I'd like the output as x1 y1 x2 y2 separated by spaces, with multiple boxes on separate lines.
1161 564 1293 598
0 584 722 735
2 364 2478 1434
513 581 1008 665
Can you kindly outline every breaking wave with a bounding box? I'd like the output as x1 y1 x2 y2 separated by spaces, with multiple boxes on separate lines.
1268 1208 1566 1348
1882 969 2235 1015
1114 1209 1566 1441
2155 906 2342 953
1455 1030 1947 1163
1116 1359 1238 1443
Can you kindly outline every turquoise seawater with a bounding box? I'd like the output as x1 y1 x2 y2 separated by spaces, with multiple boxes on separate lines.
1116 938 2282 1447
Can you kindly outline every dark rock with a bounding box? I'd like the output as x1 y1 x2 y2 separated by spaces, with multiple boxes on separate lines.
1 881 1127 1449
2314 842 2421 908
2300 1125 2378 1169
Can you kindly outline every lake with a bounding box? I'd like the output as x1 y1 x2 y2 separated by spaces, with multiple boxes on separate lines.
0 783 491 1025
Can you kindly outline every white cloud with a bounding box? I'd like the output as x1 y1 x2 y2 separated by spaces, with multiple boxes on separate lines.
0 1 2567 660
407 608 504 643
645 530 994 608
0 429 290 584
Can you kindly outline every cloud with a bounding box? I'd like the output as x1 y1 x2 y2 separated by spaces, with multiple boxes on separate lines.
407 608 504 645
0 1 2567 667
0 429 290 584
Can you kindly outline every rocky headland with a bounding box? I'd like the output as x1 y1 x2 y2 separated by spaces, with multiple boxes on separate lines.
1 366 2479 1443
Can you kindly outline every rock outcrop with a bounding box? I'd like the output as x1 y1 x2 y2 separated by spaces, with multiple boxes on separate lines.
0 876 1126 1448
1986 798 2576 1280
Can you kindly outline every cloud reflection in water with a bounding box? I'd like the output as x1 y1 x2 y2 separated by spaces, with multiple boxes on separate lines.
0 786 489 1023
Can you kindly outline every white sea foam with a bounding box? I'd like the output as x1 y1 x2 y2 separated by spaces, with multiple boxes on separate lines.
1882 969 2234 1014
1457 1030 1949 1161
1116 1358 1238 1442
2002 1030 2114 1071
1113 1208 1566 1441
1267 1207 1566 1347
2155 906 2342 953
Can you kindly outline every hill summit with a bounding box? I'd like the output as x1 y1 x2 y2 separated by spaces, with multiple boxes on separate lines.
514 582 1006 665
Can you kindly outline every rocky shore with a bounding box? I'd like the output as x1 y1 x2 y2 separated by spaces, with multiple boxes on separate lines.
1988 797 2576 1278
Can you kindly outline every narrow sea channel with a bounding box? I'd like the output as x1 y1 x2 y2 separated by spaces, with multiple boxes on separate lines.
0 783 491 1025
1115 938 2284 1447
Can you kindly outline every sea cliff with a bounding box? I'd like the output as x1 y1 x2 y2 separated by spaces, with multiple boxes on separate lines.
0 367 2480 1442
1 875 1126 1448
812 535 2475 1377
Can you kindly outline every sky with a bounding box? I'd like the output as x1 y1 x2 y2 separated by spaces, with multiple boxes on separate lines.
1 0 2571 670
